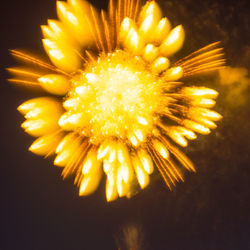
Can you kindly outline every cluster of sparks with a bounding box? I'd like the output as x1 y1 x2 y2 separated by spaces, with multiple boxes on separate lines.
9 0 225 201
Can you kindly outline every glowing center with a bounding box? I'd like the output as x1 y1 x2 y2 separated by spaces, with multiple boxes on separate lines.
61 50 161 144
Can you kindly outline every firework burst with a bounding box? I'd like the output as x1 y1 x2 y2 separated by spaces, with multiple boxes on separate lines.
9 0 224 201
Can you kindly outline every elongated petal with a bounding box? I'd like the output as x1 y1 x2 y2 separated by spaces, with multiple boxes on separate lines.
182 87 219 99
143 44 159 62
97 141 111 160
183 119 211 135
153 139 169 159
22 118 60 137
177 127 197 140
163 66 183 81
18 97 62 115
139 1 162 43
63 97 81 110
120 18 144 54
54 137 81 167
116 165 130 197
43 39 80 72
57 1 93 46
19 97 63 137
160 25 185 56
58 112 89 130
56 133 75 153
106 167 118 202
54 148 72 166
29 132 63 156
132 155 149 189
117 143 133 183
154 18 171 44
153 57 170 73
190 98 216 108
41 25 55 39
189 107 222 121
79 168 103 196
38 74 70 95
119 17 136 40
168 130 188 147
82 148 101 175
137 148 154 174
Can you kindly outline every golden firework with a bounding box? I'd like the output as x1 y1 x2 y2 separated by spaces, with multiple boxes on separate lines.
9 0 224 201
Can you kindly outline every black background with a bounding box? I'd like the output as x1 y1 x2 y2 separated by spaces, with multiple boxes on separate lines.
1 0 250 249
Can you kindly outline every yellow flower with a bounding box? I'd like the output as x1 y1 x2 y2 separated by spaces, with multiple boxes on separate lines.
9 0 224 201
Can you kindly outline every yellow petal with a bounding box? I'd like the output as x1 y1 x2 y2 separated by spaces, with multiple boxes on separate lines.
38 74 70 95
190 116 217 129
177 127 197 140
54 137 82 167
139 1 162 43
106 169 118 202
190 98 216 108
43 39 80 73
117 143 133 183
117 143 128 164
49 19 78 47
18 98 63 137
56 0 93 46
107 142 117 163
79 168 103 196
18 97 62 115
54 149 71 166
190 108 222 121
154 18 171 44
58 112 89 130
183 119 211 135
41 25 54 39
128 134 138 147
143 44 159 62
160 25 185 56
134 128 144 142
120 18 144 54
29 132 63 156
56 133 76 153
63 97 80 110
19 97 62 117
132 155 149 189
153 57 170 73
136 116 148 126
22 118 60 137
182 87 219 99
163 66 183 81
119 17 136 40
137 148 154 174
168 130 188 147
97 141 111 160
116 165 130 197
82 148 101 175
153 139 169 159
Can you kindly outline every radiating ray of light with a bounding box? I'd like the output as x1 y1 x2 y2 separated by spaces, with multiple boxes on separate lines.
9 0 224 201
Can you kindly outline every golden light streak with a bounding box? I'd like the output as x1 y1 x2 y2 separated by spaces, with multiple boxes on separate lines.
10 0 224 201
175 42 225 76
9 49 70 76
7 68 42 78
8 79 40 87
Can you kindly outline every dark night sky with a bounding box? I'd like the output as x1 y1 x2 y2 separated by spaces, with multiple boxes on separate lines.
1 0 250 249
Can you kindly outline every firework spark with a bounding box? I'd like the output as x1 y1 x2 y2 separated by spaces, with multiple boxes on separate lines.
9 0 224 201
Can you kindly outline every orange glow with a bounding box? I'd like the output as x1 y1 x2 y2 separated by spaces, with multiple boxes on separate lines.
9 0 223 201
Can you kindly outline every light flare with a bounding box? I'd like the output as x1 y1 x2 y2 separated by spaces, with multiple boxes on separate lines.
9 0 224 201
